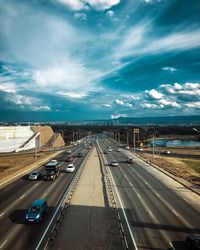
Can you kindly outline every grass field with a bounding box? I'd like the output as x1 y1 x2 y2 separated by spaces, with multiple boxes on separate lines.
141 152 200 186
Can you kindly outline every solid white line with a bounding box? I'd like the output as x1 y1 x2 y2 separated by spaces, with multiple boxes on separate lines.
108 167 138 250
137 194 141 199
0 239 7 249
19 194 25 200
0 212 5 217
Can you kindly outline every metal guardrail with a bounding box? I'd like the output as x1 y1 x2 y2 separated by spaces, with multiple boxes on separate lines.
35 145 95 250
96 141 129 250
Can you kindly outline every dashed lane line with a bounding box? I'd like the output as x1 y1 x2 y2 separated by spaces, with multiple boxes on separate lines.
19 194 25 200
0 240 7 249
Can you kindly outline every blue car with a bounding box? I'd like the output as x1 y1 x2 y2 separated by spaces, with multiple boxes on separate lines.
26 199 48 223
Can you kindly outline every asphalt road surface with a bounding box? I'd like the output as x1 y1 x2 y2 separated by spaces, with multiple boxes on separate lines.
98 136 200 250
0 138 94 250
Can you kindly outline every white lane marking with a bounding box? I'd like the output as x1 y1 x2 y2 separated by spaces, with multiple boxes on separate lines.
149 210 158 223
19 194 25 200
0 239 7 249
137 194 141 199
107 166 138 250
172 209 180 217
0 212 5 217
34 183 39 187
155 192 160 198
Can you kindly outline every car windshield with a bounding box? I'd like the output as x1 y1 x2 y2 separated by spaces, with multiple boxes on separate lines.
30 206 40 213
68 165 73 168
31 172 37 175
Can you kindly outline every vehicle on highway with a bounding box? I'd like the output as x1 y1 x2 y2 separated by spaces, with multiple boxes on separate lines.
111 160 118 166
66 164 75 173
163 150 171 155
186 235 200 250
44 159 59 180
66 156 73 162
103 150 108 154
66 150 72 154
107 147 112 152
125 146 130 149
77 152 83 157
126 156 133 163
26 199 48 223
29 171 41 180
116 148 121 152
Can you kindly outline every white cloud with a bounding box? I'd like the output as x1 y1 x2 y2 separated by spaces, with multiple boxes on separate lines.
141 0 163 3
54 0 85 10
145 89 163 99
58 91 88 99
54 0 120 10
102 103 112 108
33 61 101 95
8 94 40 106
115 27 200 60
115 99 133 108
185 102 200 109
74 12 87 21
32 105 51 111
162 67 177 72
158 99 180 108
142 103 158 109
106 10 114 17
0 82 17 93
111 113 127 119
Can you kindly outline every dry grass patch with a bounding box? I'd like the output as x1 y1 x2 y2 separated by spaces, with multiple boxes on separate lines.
0 152 52 181
141 153 200 186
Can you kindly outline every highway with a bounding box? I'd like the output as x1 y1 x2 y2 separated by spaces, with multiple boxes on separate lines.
97 137 200 250
0 135 199 250
0 138 93 250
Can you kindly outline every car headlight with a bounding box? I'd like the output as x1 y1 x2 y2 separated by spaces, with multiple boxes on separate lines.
36 214 40 219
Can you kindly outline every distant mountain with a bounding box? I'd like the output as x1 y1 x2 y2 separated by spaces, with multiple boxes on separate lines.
113 115 200 125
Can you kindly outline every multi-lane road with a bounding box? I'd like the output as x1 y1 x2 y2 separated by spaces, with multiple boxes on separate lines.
0 139 93 250
0 135 199 250
98 137 200 250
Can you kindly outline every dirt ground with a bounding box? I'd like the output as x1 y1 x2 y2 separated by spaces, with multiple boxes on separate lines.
140 152 200 187
0 152 53 181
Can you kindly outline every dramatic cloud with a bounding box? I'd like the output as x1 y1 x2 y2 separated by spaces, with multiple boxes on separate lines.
0 0 200 121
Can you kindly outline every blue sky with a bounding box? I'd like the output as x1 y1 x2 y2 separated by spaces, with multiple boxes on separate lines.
0 0 200 121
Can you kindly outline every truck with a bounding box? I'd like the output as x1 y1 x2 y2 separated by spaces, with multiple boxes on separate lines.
44 159 59 180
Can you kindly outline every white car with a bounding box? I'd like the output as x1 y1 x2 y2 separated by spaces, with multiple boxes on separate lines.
111 160 118 167
29 171 41 180
66 164 75 173
116 148 121 152
50 159 58 164
125 146 130 149
66 150 72 154
107 148 112 152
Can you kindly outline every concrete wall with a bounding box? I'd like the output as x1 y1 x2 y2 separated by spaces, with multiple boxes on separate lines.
0 126 35 152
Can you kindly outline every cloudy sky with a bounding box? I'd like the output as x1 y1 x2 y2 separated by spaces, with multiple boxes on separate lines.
0 0 200 121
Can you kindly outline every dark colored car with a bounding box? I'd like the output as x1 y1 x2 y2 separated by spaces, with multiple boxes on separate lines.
44 172 56 180
77 152 83 157
186 235 200 250
26 199 48 223
126 157 133 163
66 156 73 162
